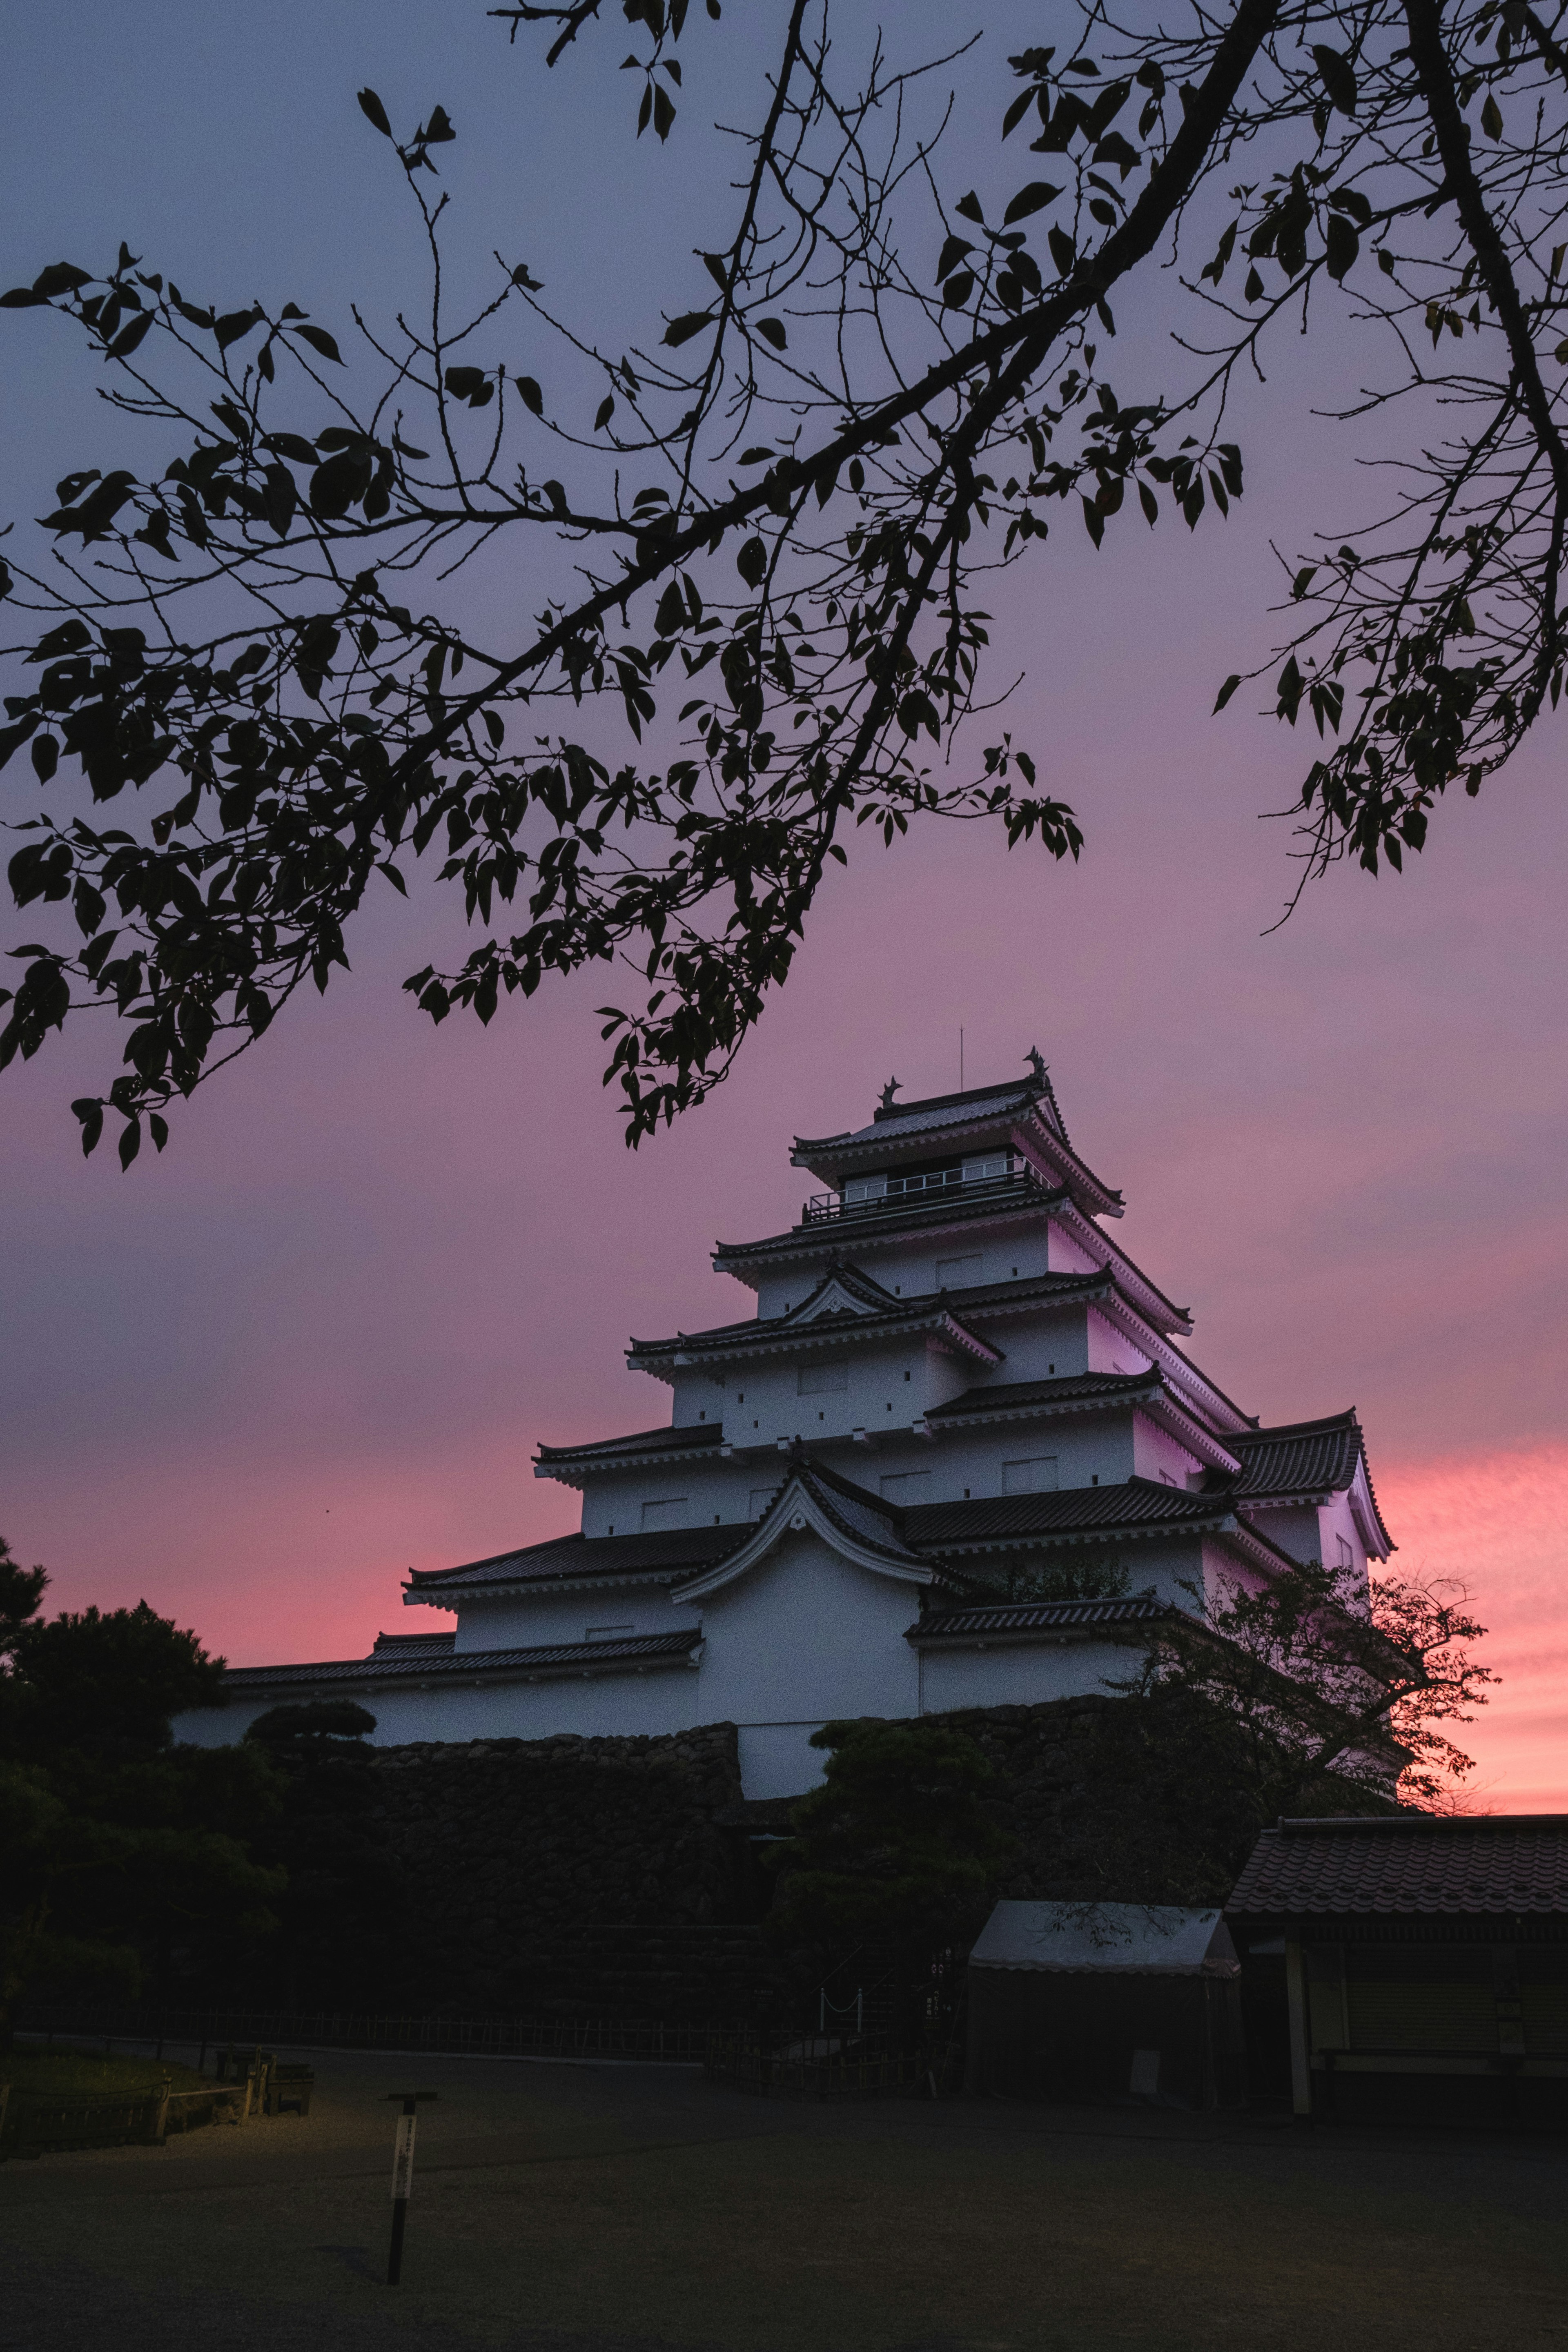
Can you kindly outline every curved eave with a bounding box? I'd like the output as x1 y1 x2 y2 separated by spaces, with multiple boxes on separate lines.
628 1305 1004 1380
712 1183 1067 1284
670 1474 932 1601
918 1507 1298 1578
534 1439 723 1489
404 1566 694 1616
210 1631 705 1696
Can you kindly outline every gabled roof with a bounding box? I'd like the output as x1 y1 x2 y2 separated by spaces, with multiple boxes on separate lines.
628 1262 1012 1374
407 1521 736 1601
1226 1411 1394 1556
219 1626 704 1694
670 1450 933 1601
1227 1815 1568 1920
909 1595 1174 1643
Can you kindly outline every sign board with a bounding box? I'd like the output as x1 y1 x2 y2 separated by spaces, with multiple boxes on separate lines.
390 2111 417 2201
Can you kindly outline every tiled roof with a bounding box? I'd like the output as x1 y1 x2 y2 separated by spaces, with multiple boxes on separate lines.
1226 1410 1394 1554
785 1452 921 1564
408 1522 738 1594
1231 1412 1362 1498
927 1370 1162 1422
1228 1815 1568 1918
536 1422 725 1466
715 1172 1068 1266
629 1268 1110 1361
902 1476 1249 1550
909 1596 1174 1642
794 1080 1041 1154
370 1630 456 1654
223 1627 703 1691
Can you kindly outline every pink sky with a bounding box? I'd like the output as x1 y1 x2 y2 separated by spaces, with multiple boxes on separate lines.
2 0 1566 1809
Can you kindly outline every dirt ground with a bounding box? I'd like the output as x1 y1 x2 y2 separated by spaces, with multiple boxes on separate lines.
2 2040 1565 2352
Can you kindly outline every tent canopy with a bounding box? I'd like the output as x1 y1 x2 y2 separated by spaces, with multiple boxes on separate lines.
970 1899 1239 1977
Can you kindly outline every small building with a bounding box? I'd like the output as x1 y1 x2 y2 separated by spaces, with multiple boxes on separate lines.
1227 1815 1568 2127
964 1899 1244 2108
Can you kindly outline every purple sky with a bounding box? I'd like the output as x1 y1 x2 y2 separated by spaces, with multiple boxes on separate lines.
4 2 1566 1807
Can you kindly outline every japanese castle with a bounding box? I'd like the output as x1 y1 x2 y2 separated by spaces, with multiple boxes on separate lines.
176 1059 1393 1795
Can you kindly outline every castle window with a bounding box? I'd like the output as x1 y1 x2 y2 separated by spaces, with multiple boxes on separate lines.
1003 1457 1059 1495
640 1497 688 1530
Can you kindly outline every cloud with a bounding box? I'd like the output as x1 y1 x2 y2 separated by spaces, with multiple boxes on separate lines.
1378 1444 1568 1810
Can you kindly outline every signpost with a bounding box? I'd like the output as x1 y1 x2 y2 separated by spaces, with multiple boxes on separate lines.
385 2091 437 2285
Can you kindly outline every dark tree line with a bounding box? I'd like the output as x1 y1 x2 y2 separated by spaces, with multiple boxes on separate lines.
1 0 1565 1159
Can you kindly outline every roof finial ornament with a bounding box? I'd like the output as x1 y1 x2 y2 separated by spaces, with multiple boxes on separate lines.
1025 1045 1047 1086
879 1074 901 1111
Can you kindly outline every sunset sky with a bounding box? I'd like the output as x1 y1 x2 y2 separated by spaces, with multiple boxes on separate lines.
3 1 1565 1809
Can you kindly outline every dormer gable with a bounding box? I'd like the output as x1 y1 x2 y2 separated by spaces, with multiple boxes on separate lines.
671 1450 934 1601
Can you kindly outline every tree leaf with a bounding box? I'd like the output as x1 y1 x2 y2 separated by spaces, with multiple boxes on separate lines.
293 323 343 364
1213 673 1242 712
663 311 714 346
1047 225 1078 276
595 394 615 430
516 375 544 415
736 535 767 586
357 87 394 137
1310 44 1358 116
1002 182 1060 224
755 317 787 350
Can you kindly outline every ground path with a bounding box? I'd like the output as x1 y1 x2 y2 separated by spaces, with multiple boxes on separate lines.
3 2043 1565 2350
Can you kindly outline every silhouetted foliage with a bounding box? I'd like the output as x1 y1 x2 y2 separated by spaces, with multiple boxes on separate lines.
0 1546 281 2040
773 1718 1014 1961
4 0 1566 1158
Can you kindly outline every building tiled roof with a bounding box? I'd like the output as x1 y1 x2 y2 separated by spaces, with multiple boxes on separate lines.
1228 1815 1568 1918
370 1630 456 1654
536 1422 725 1468
909 1596 1175 1642
927 1370 1164 1422
628 1267 1111 1363
794 1080 1043 1155
408 1521 737 1595
1225 1410 1394 1554
901 1475 1267 1552
222 1627 704 1692
1231 1412 1361 1498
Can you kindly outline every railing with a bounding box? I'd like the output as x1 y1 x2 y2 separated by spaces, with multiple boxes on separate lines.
17 2004 728 2065
801 1167 1044 1227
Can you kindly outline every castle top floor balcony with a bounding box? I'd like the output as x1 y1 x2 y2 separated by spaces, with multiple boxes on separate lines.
800 1154 1049 1227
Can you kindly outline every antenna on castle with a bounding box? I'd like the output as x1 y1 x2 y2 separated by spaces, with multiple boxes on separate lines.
960 1027 964 1090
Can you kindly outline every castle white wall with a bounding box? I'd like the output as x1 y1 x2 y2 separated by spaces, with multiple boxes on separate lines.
918 1635 1142 1713
448 1585 701 1651
1131 1412 1205 1489
1241 1500 1323 1567
173 1662 701 1752
1085 1307 1154 1379
690 1530 923 1736
751 1219 1054 1316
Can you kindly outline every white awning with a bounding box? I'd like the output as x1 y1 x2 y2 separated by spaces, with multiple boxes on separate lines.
970 1900 1238 1977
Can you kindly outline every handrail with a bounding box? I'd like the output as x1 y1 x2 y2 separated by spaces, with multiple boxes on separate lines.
801 1167 1045 1227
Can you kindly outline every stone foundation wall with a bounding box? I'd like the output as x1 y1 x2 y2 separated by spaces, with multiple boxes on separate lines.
356 1719 772 2013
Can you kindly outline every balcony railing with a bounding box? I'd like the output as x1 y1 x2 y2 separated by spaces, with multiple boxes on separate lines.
800 1166 1047 1226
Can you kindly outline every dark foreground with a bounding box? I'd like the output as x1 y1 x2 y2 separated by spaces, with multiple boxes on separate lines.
2 2042 1565 2352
